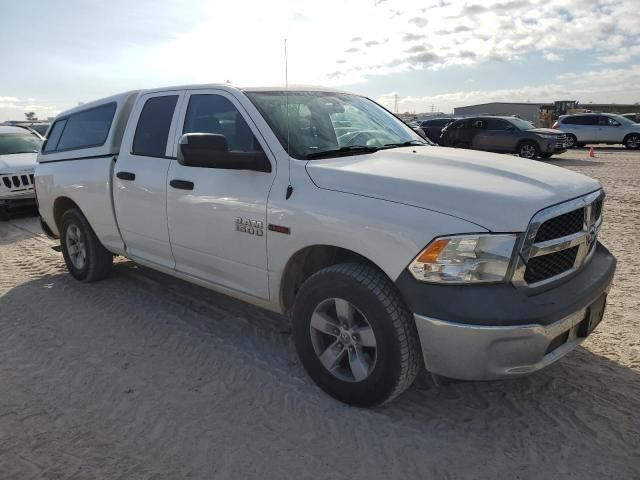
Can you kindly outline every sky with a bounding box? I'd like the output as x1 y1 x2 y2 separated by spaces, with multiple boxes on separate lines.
1 0 639 121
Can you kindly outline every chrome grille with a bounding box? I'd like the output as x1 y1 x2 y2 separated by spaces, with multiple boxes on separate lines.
513 190 605 287
0 172 34 192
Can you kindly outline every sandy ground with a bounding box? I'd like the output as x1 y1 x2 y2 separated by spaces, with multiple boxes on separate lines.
1 147 639 480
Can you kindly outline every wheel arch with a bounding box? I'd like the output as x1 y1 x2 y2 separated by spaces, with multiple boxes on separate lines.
53 196 83 231
516 138 540 153
279 244 389 314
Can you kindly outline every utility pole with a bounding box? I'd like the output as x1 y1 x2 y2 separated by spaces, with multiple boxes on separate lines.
394 94 398 114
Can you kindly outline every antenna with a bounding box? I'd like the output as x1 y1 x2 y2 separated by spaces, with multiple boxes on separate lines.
285 38 293 200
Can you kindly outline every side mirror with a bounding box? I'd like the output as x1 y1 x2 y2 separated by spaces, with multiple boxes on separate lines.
505 124 515 131
178 133 271 172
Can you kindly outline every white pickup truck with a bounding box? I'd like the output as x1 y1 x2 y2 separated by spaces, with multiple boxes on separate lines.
36 85 616 406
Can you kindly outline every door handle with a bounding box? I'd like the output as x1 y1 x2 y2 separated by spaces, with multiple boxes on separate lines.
116 171 135 181
170 179 194 190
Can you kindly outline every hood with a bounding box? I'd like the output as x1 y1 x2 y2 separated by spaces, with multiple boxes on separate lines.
0 152 38 173
528 128 563 135
305 147 601 232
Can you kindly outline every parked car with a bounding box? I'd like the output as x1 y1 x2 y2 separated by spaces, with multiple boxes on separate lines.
0 125 42 219
553 113 640 149
439 116 568 159
621 113 640 123
418 117 456 143
36 85 615 406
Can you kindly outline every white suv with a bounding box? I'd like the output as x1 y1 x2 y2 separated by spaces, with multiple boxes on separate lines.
0 125 43 220
553 113 640 149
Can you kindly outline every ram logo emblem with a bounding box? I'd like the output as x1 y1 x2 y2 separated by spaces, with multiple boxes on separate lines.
235 217 264 236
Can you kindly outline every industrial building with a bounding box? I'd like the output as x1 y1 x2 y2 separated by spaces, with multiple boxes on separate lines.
453 101 640 126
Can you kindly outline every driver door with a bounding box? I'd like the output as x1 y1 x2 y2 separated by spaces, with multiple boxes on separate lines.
165 89 276 299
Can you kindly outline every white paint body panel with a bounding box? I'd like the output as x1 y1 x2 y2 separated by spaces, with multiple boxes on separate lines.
35 83 603 314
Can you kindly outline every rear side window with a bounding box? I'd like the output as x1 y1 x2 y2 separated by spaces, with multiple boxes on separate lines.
486 119 509 130
56 103 117 151
132 95 179 157
43 119 67 152
564 115 596 125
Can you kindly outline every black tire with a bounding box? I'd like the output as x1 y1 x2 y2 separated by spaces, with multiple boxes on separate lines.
539 153 553 159
291 263 421 407
453 141 470 149
60 208 113 282
624 133 640 149
566 134 578 149
518 141 539 159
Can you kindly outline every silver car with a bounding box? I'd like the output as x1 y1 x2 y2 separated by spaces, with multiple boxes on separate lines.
553 113 640 149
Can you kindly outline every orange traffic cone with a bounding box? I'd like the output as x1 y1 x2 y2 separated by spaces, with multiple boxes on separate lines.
589 147 595 158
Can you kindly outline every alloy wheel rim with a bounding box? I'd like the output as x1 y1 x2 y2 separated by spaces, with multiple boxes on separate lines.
66 224 87 270
521 144 536 158
628 136 640 148
567 136 575 147
309 298 377 383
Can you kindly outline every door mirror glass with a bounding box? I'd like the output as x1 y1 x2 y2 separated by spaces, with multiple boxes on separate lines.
178 133 271 172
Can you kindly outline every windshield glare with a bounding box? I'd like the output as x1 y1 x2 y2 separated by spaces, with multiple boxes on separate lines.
246 91 426 159
0 134 42 155
509 118 535 130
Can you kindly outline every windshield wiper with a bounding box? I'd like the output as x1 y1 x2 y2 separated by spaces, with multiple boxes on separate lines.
306 145 380 159
381 140 429 149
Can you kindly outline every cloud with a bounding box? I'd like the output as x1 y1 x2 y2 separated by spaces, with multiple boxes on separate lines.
345 47 359 53
351 36 362 42
364 40 380 46
405 44 428 53
408 17 428 28
402 33 426 42
376 64 640 113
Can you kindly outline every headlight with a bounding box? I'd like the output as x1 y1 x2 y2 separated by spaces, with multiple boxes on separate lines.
537 134 559 140
408 234 517 284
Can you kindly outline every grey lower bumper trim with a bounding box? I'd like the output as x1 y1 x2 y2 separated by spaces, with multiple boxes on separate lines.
414 308 587 381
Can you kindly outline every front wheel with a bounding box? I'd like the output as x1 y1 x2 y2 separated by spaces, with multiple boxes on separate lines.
291 263 421 407
518 141 539 159
60 208 113 282
566 134 578 149
624 134 640 149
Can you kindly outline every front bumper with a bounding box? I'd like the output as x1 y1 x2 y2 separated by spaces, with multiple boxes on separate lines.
415 306 593 380
397 242 616 380
541 139 567 154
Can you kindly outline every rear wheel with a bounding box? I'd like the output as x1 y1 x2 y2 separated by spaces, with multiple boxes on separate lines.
624 134 640 149
539 153 553 159
60 208 113 282
292 263 421 407
518 141 539 159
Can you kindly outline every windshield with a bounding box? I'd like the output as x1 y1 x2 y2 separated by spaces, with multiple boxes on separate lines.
508 118 536 130
246 91 427 159
0 134 42 155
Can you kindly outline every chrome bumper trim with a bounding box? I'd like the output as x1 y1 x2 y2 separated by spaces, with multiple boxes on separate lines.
414 308 587 381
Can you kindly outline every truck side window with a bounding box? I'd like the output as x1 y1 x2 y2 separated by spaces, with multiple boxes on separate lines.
183 94 260 152
55 103 116 152
132 95 179 158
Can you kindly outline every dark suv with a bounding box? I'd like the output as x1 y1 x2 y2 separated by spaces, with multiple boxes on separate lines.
439 116 568 159
418 117 456 143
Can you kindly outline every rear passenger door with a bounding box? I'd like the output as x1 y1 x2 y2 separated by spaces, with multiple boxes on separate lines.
469 119 489 150
113 90 185 268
